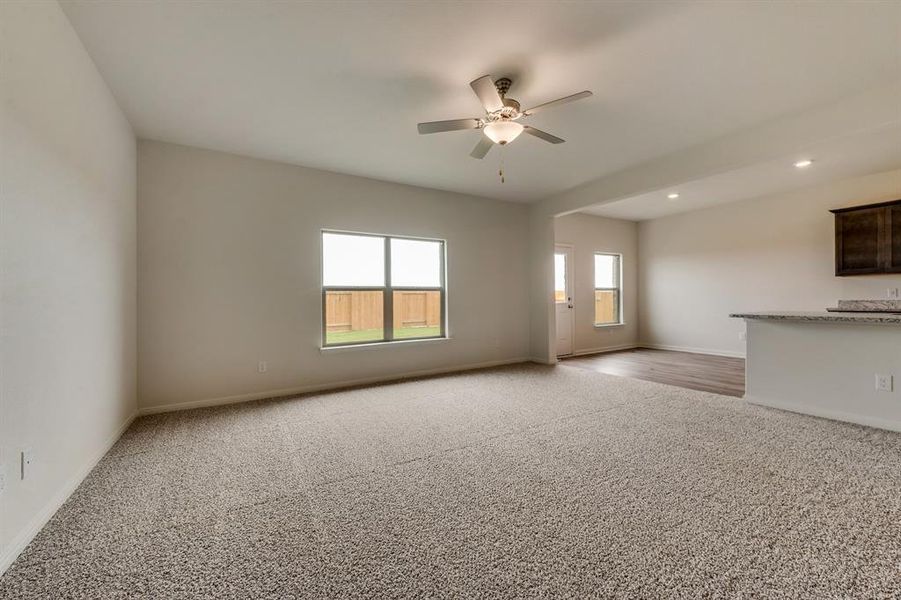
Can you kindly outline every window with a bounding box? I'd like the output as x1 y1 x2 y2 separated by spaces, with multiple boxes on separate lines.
322 231 445 346
594 253 622 326
554 253 567 303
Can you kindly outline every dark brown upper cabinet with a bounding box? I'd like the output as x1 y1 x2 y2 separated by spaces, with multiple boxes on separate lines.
832 199 901 276
887 203 901 274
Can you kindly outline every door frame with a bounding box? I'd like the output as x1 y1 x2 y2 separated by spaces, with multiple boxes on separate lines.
554 243 575 357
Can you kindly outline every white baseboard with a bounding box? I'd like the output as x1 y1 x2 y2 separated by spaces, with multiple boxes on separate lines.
0 409 138 576
569 343 638 357
138 357 531 415
744 395 901 433
530 356 557 365
639 343 746 359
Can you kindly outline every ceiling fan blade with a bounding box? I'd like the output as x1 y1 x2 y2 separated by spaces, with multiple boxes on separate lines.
523 91 592 116
417 118 481 135
470 75 504 113
469 136 494 159
523 126 565 144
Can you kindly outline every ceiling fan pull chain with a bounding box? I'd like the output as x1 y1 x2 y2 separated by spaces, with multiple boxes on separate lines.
499 147 505 183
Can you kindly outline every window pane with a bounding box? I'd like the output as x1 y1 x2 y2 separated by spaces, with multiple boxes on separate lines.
393 290 441 339
324 290 384 344
595 254 617 288
554 253 566 303
595 290 619 325
323 233 384 286
391 238 441 287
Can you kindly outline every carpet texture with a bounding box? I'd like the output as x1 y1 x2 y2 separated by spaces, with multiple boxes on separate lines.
2 364 900 598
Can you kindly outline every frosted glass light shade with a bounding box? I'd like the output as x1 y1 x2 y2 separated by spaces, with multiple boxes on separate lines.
483 121 524 145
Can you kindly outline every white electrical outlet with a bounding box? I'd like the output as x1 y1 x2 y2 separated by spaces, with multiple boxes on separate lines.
20 449 34 480
258 361 268 373
888 288 900 299
875 374 893 393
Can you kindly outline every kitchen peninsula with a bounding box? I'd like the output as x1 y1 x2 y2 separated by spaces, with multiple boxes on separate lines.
732 306 901 432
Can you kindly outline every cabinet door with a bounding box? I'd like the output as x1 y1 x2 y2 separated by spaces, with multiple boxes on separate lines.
886 204 901 273
835 207 884 275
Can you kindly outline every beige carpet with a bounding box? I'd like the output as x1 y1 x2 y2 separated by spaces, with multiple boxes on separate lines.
2 363 900 598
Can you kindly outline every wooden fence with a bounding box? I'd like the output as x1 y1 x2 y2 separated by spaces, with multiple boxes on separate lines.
326 290 440 331
554 291 618 323
595 290 618 324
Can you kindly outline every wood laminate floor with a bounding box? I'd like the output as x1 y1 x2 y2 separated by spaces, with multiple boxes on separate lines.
561 348 745 397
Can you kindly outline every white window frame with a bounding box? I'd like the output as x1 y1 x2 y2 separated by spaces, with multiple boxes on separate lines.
593 252 623 327
321 230 447 348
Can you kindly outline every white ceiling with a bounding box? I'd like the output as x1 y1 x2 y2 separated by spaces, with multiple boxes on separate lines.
61 1 901 203
583 124 901 221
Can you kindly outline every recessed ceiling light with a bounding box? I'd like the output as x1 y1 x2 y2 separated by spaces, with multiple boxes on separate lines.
794 159 813 168
667 193 680 200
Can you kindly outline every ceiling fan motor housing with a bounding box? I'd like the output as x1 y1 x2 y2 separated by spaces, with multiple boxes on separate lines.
500 99 520 114
491 78 521 119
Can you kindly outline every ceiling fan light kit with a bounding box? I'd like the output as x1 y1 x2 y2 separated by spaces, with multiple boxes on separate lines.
484 121 523 145
417 74 592 162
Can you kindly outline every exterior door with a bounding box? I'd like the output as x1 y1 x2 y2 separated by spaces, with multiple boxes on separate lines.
555 245 574 357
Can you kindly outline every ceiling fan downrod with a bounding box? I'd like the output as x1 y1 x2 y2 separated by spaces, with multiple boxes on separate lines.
494 77 513 97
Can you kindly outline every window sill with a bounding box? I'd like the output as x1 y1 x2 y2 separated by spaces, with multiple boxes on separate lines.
320 337 451 352
594 322 626 329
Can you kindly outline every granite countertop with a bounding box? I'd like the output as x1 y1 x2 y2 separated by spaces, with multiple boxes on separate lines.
830 299 901 312
730 311 901 324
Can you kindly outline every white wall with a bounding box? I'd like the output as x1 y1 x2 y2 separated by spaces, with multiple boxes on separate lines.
638 169 901 356
0 0 136 573
137 140 531 411
529 212 556 363
554 213 639 354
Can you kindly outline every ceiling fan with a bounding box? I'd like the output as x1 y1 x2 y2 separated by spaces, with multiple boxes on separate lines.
417 75 592 159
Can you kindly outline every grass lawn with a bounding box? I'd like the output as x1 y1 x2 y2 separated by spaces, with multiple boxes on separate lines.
394 325 441 340
326 326 441 345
